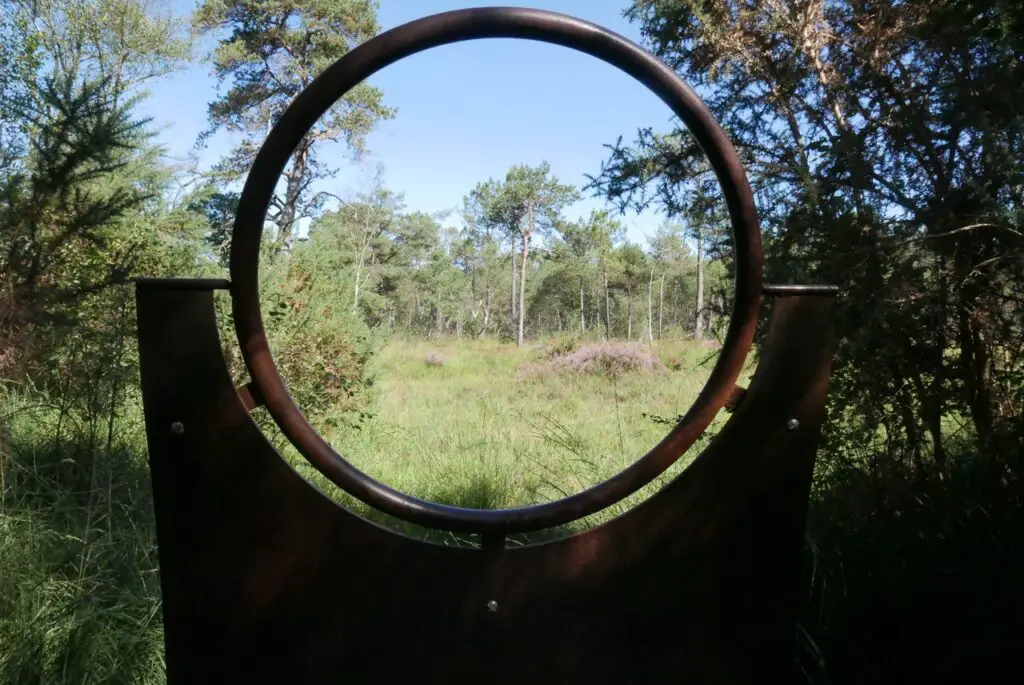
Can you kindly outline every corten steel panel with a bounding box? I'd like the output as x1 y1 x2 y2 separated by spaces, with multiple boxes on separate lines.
136 282 836 684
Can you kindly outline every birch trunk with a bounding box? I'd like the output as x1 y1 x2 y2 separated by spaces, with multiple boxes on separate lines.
647 267 654 345
658 273 665 340
695 225 705 340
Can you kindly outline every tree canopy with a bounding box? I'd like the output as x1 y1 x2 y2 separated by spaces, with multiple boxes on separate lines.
194 0 395 251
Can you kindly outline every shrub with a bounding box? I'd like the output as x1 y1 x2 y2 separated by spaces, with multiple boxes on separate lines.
541 335 579 360
524 342 665 378
665 355 687 372
218 253 385 431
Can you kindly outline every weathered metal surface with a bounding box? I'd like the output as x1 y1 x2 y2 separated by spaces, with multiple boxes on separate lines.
137 280 837 684
763 284 841 296
136 276 231 291
228 7 765 534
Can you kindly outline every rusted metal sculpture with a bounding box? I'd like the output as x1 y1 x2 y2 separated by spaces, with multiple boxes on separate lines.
136 7 840 684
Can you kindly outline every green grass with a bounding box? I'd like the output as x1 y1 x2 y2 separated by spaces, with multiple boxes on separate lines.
0 389 164 685
277 336 741 543
0 336 741 678
5 339 1020 684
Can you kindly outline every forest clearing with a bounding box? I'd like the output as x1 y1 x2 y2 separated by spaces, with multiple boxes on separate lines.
283 337 733 542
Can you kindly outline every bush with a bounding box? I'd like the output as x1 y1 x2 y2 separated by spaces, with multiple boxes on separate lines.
665 355 688 372
218 252 385 431
524 342 666 378
541 335 579 360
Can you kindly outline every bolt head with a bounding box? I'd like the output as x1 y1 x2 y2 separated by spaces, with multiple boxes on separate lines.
786 418 800 431
486 600 498 613
170 422 185 435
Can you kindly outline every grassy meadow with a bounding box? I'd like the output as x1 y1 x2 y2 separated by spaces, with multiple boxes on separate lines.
4 334 1020 685
271 336 741 544
0 333 738 682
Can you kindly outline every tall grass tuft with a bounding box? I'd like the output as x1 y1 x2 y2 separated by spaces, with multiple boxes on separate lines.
0 388 165 684
796 455 1024 684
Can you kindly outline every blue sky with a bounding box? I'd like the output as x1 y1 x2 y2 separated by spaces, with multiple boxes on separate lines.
139 1 679 243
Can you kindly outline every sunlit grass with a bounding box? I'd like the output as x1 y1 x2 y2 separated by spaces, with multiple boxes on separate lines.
0 335 747 681
278 335 748 542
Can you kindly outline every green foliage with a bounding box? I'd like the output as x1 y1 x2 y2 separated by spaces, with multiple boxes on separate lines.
187 184 240 266
261 244 382 427
469 162 582 345
0 72 207 380
194 0 389 152
0 7 215 679
594 0 1024 681
543 335 579 360
471 162 582 244
617 242 649 290
214 241 383 435
598 0 1024 473
11 0 191 90
194 0 395 249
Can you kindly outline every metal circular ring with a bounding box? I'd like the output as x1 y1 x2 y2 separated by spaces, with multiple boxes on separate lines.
230 7 763 534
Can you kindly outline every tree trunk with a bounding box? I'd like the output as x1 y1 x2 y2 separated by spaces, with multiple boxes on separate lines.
627 288 633 341
695 226 704 340
658 273 664 340
911 371 946 469
352 253 363 315
927 255 949 469
895 384 924 473
579 277 585 333
518 230 530 347
352 211 376 316
673 283 679 329
275 136 312 254
959 306 996 465
510 250 517 335
647 268 654 345
604 268 611 340
478 286 491 340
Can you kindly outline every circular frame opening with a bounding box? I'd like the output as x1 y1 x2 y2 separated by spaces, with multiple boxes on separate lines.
230 7 763 534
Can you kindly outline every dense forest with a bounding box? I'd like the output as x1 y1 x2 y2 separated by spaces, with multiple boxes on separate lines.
1 0 1022 683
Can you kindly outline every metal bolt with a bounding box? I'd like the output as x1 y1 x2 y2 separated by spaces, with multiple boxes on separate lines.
170 422 185 435
786 418 800 431
486 600 499 613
